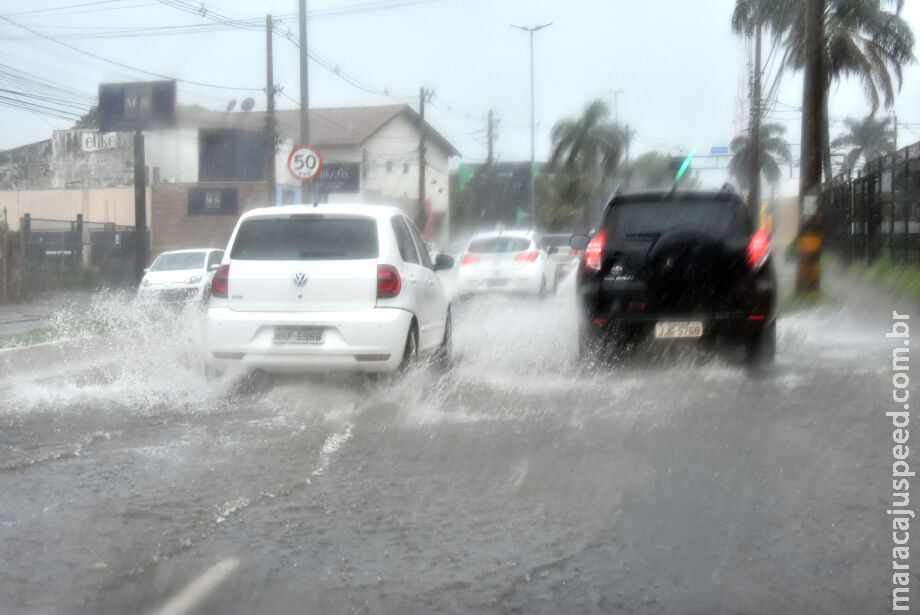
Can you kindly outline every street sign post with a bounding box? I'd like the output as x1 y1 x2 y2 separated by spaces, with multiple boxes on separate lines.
287 146 322 181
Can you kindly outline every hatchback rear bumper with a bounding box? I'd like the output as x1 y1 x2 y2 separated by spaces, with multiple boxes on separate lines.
205 306 413 373
457 268 544 295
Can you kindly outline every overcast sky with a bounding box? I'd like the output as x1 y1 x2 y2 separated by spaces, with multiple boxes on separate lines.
2 0 919 195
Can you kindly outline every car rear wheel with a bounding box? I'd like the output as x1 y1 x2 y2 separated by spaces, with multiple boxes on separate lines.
399 322 419 371
745 320 776 366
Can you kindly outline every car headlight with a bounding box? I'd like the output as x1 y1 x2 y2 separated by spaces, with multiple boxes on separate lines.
185 275 203 285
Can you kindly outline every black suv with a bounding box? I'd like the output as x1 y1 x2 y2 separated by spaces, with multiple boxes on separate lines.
571 189 777 365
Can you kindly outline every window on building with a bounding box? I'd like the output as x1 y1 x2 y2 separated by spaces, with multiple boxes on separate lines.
403 163 410 174
386 160 392 173
199 129 266 182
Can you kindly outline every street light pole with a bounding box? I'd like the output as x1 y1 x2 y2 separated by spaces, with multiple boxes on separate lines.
511 22 552 227
613 90 624 123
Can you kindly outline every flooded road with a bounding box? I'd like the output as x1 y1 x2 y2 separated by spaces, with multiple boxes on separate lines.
0 271 909 614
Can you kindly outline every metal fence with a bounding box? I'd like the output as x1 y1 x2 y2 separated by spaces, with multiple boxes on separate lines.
821 141 920 265
18 214 143 295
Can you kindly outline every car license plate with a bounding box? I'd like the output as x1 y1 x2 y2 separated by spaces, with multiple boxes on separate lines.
487 279 507 287
654 321 703 339
273 326 325 344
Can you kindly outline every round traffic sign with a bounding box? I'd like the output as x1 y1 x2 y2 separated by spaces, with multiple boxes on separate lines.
287 146 322 180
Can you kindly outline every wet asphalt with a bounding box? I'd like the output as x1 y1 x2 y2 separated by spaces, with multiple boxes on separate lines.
0 266 915 614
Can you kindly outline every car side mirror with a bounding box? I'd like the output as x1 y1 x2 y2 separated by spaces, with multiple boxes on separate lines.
570 234 589 252
209 263 221 272
547 246 559 255
143 267 150 273
433 253 454 271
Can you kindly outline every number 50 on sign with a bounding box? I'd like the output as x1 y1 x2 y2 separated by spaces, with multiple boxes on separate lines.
287 146 322 180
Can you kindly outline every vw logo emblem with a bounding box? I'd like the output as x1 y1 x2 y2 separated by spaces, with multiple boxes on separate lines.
292 271 308 287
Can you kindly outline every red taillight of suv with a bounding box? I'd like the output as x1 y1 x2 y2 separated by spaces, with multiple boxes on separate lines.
460 253 478 267
745 229 770 270
584 229 607 271
211 264 229 298
515 250 540 264
377 264 401 298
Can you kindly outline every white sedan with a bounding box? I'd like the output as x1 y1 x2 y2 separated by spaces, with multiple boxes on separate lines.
204 204 453 375
137 248 224 303
456 230 558 297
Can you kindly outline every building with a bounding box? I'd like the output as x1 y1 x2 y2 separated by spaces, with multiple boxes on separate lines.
0 103 459 259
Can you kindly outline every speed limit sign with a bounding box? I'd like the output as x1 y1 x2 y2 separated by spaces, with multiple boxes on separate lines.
287 146 322 180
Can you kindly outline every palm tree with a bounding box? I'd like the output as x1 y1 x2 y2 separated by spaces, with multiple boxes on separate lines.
831 113 896 172
729 123 792 191
547 100 627 183
732 0 914 181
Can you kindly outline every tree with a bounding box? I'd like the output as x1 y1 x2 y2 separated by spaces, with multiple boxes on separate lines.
831 113 896 171
72 106 99 129
732 0 914 181
545 99 628 228
547 99 628 184
729 123 792 191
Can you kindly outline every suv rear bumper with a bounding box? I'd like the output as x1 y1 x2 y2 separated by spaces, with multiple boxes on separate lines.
205 306 413 373
577 271 776 342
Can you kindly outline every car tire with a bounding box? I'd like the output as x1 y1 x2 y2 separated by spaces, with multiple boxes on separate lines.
432 308 452 368
538 277 547 299
399 321 419 372
745 319 776 366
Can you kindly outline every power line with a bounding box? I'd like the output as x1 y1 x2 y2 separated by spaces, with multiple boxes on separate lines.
0 15 264 92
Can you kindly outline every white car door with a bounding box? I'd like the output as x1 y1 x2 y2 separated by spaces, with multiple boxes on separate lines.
406 220 447 351
390 216 430 342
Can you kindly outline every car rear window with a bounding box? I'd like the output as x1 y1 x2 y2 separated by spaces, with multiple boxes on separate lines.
467 236 531 253
230 215 379 260
540 235 571 248
150 252 205 271
605 199 751 239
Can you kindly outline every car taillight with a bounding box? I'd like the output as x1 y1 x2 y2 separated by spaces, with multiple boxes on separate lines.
584 229 606 271
211 264 229 298
377 264 401 298
515 250 540 263
745 229 770 270
460 253 478 267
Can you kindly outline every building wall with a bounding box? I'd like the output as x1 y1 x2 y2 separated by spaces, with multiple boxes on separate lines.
0 188 142 230
149 182 267 258
146 128 200 184
51 130 135 188
0 140 52 190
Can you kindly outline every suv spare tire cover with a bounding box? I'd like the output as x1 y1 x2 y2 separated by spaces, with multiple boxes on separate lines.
645 230 731 288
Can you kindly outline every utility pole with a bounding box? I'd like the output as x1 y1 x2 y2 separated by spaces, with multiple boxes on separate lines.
511 22 552 226
487 109 494 165
133 128 147 286
796 0 826 298
266 14 276 205
299 0 310 203
748 21 762 223
417 87 428 233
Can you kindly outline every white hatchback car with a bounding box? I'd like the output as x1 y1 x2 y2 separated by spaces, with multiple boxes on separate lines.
137 248 224 303
204 204 453 375
456 230 558 297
